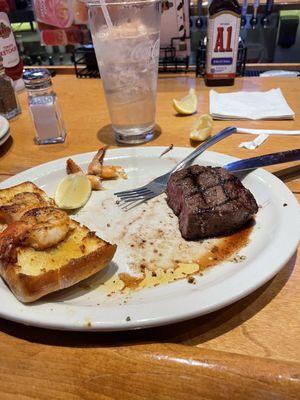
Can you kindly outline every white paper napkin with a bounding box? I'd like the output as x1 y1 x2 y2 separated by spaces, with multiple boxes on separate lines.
210 89 295 120
239 134 269 150
237 127 300 135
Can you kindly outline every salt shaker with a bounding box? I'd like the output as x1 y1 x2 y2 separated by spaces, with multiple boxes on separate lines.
23 69 66 144
0 56 21 120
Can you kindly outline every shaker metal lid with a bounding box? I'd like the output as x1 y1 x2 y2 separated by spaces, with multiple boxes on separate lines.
23 68 52 89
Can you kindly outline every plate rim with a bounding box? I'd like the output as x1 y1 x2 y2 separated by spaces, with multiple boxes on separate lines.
0 147 299 331
0 115 9 140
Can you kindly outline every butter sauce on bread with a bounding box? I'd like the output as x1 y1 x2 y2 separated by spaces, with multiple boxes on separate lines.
0 182 116 302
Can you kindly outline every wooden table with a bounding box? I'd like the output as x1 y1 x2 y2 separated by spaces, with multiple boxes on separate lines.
0 75 299 399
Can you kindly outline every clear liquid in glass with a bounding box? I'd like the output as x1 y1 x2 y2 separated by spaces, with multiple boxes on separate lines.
89 1 161 144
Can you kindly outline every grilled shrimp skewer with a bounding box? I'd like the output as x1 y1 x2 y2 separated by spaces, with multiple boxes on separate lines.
22 207 71 249
0 207 71 253
0 192 50 224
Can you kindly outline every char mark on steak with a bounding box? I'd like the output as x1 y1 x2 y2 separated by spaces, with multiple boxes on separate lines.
166 165 258 240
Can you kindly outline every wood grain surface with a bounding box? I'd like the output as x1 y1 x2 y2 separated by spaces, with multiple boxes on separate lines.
0 75 299 399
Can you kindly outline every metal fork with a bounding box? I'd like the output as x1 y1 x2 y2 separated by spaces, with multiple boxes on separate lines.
116 145 300 211
114 126 237 210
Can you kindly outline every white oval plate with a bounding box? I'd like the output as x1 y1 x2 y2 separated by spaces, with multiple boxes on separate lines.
0 115 9 139
0 147 299 331
0 115 10 146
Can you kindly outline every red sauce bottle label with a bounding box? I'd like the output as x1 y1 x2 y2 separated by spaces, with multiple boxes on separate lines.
0 12 20 68
206 11 240 80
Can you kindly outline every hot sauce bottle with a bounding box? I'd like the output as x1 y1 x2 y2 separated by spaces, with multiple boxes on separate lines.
0 11 23 81
205 0 241 86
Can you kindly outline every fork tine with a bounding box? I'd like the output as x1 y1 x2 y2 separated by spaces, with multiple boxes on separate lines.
117 189 154 200
119 194 151 208
117 192 155 209
123 194 155 211
114 186 147 196
120 200 136 209
119 198 142 209
115 189 152 199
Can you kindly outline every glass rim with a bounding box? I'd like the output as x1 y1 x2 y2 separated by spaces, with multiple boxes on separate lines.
86 0 161 6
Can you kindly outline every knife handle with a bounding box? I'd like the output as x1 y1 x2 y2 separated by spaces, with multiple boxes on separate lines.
225 149 300 172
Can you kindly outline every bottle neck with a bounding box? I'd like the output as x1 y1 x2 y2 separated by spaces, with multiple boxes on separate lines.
209 0 241 16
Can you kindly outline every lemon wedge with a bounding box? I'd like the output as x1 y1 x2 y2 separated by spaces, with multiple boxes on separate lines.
55 173 92 210
190 114 213 141
173 88 198 115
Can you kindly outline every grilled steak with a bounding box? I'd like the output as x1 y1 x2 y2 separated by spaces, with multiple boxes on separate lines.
166 165 258 240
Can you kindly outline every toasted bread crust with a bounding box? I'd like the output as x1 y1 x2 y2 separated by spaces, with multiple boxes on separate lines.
0 240 116 302
0 181 55 206
0 181 55 229
0 181 117 302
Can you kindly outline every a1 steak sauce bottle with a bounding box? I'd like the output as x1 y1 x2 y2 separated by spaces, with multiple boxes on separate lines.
204 0 241 86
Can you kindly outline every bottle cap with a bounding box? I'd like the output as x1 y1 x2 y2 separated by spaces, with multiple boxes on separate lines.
23 68 52 90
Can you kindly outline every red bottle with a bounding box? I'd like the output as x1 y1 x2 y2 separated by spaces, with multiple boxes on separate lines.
0 0 9 12
205 0 241 86
0 11 23 80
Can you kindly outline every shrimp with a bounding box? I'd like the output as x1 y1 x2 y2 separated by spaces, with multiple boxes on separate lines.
87 146 107 176
66 158 103 190
0 192 49 224
66 158 83 175
66 148 126 188
87 147 125 180
86 175 102 190
101 166 124 180
0 207 71 253
0 221 28 262
21 207 71 250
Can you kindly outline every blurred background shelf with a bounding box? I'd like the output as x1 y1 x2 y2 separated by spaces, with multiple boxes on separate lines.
5 0 300 69
190 0 300 14
9 8 34 24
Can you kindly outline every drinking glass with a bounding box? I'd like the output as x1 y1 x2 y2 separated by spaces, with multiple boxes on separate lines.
88 0 161 144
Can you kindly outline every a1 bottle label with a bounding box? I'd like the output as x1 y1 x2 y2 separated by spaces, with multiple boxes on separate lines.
206 11 240 79
0 12 20 68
